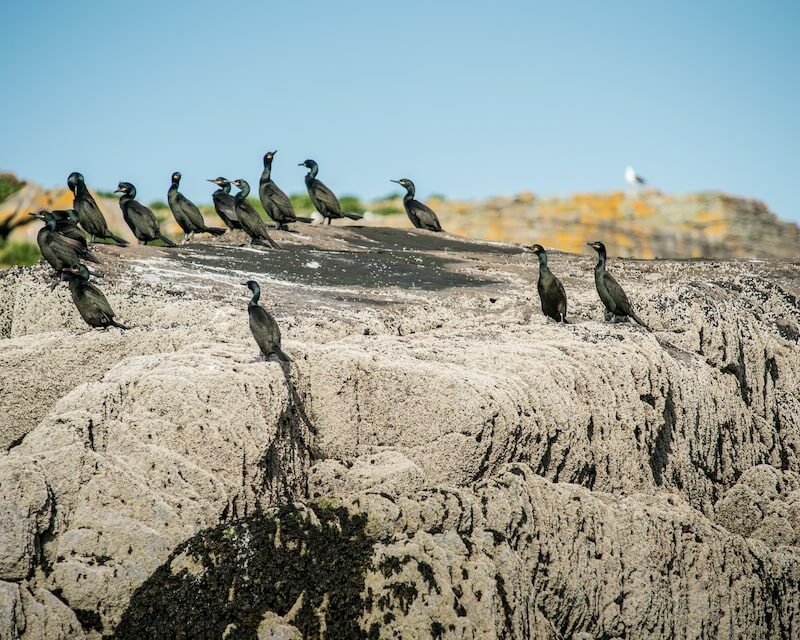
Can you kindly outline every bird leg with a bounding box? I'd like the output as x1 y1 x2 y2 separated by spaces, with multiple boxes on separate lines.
326 217 332 225
181 234 189 246
189 231 195 242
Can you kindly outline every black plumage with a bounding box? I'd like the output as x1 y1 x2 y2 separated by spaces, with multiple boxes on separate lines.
208 178 242 230
231 179 280 248
528 244 567 323
243 280 290 361
66 264 129 330
167 172 225 244
299 159 363 225
67 172 128 245
390 179 443 232
50 209 100 262
31 211 95 277
259 151 313 230
586 241 649 329
115 182 177 247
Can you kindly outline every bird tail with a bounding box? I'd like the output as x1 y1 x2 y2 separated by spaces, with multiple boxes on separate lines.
254 236 281 249
159 234 178 247
631 311 650 331
343 212 364 220
106 233 129 246
111 319 130 330
83 251 102 264
204 226 227 236
274 347 292 363
294 216 314 224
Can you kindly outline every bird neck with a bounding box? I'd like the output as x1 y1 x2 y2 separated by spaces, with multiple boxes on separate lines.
261 163 272 182
403 184 416 200
307 164 318 179
249 286 261 306
236 182 250 199
215 183 231 196
537 252 549 269
44 218 57 232
169 181 179 194
595 251 606 269
74 181 90 197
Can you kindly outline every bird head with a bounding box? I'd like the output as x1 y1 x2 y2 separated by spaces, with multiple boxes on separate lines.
208 177 229 187
241 280 261 296
527 244 545 255
586 241 606 254
115 182 134 196
67 172 84 193
264 150 277 165
298 159 316 169
64 264 91 281
171 171 182 184
29 211 47 221
390 178 415 192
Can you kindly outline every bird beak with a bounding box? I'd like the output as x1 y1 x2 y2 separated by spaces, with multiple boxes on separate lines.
585 242 593 247
390 180 401 184
207 179 217 183
114 188 123 194
272 150 277 155
29 212 44 219
297 162 305 167
240 282 248 286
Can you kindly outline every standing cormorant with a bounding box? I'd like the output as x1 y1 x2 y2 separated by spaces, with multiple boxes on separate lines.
259 151 313 230
115 182 177 247
299 159 363 225
30 211 98 282
67 172 128 245
167 172 225 244
66 264 129 330
50 209 95 258
390 179 443 232
208 178 242 230
527 244 567 323
243 280 290 361
231 179 280 248
586 241 649 329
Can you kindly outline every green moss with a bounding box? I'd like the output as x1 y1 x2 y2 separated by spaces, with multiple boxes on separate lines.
339 195 366 214
0 174 23 204
113 504 376 639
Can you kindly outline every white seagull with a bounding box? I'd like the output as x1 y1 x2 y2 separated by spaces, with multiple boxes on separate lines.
625 166 646 186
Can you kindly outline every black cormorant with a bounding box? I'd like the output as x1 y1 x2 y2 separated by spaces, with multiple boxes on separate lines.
66 264 129 330
67 172 128 245
390 178 443 232
299 159 363 225
231 179 280 248
243 280 290 361
528 244 567 323
259 151 313 230
208 178 242 230
586 241 649 329
167 172 225 244
30 211 97 280
50 209 96 259
115 182 177 247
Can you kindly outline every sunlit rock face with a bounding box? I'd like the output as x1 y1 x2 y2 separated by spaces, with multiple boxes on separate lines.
0 227 798 638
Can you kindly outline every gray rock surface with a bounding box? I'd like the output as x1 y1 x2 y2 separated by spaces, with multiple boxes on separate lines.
0 226 798 638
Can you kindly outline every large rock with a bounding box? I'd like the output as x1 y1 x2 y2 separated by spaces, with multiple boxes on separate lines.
0 227 798 637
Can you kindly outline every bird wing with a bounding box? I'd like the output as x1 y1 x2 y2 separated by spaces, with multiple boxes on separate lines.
308 179 341 215
214 193 239 222
601 271 633 315
249 305 281 352
409 199 442 231
83 282 116 319
175 192 206 228
126 200 160 236
261 181 295 218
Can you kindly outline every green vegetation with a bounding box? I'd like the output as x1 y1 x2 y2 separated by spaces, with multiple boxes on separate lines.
290 192 314 212
0 174 24 204
148 200 168 210
94 189 117 199
372 204 404 216
429 193 446 200
339 194 366 214
0 241 40 267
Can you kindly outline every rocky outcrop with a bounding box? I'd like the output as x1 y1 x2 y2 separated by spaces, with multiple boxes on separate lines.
0 227 798 638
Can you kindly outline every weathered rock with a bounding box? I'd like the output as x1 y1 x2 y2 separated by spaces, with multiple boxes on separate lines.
0 227 798 638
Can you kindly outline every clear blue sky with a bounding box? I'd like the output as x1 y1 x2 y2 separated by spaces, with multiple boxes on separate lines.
1 1 798 221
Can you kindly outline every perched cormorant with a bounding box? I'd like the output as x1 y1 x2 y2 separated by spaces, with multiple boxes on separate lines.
259 151 313 230
167 172 225 244
50 209 98 260
528 244 567 323
243 280 290 362
66 264 129 330
208 178 242 230
230 179 280 248
67 172 128 245
390 178 443 232
586 241 649 329
30 211 97 282
299 159 363 225
115 182 177 247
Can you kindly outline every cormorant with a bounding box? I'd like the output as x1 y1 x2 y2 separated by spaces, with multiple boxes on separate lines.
50 209 98 261
586 241 649 329
231 179 280 248
167 172 226 244
528 244 567 323
67 172 129 245
66 264 129 330
30 211 97 282
115 182 177 247
243 280 290 362
299 159 363 225
390 179 443 232
259 151 313 230
208 177 242 230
